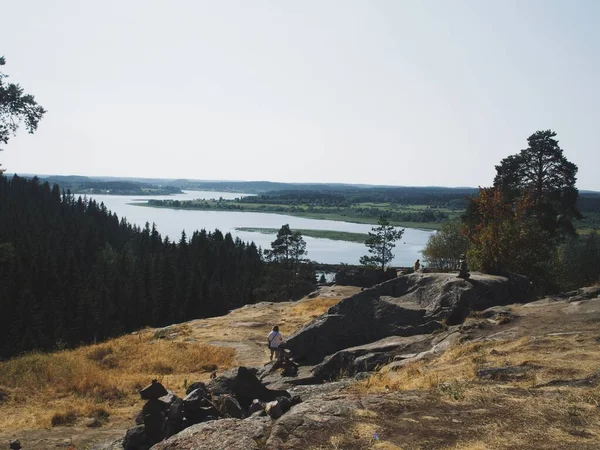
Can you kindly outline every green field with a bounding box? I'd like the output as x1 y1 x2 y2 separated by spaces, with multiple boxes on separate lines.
133 200 446 230
235 227 370 243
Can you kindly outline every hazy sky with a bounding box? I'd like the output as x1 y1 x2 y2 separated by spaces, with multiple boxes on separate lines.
1 0 599 189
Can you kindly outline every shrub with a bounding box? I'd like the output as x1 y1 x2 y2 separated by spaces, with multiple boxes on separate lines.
50 409 78 427
422 219 468 271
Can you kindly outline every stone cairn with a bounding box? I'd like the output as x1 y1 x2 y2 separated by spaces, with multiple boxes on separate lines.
123 368 301 450
457 254 470 279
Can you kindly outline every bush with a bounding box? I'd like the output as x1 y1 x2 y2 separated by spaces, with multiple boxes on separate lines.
557 231 600 290
422 220 468 271
51 409 78 427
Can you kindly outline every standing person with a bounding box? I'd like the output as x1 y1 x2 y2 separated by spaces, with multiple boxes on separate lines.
414 259 421 271
267 326 284 361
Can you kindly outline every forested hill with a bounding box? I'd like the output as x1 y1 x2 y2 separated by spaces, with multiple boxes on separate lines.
38 175 183 195
0 175 262 358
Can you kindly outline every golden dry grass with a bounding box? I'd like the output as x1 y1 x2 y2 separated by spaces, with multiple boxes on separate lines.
290 297 341 320
355 332 600 449
0 325 234 430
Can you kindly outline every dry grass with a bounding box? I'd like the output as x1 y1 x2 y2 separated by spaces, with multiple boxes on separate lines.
290 297 341 320
354 332 600 449
0 325 234 430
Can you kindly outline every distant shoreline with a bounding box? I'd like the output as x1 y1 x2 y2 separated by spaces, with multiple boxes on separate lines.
130 201 441 230
234 227 370 243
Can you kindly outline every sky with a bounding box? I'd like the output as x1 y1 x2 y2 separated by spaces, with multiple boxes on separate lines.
1 0 599 189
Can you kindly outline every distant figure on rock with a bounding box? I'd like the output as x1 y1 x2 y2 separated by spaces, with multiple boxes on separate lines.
457 254 470 279
210 371 217 379
414 259 420 271
267 326 285 361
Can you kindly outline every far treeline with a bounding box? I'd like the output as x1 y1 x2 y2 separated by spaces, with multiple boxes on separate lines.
145 183 600 232
27 175 183 196
423 130 600 293
0 176 316 359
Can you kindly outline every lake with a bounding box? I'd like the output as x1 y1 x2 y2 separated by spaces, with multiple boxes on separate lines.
84 191 433 266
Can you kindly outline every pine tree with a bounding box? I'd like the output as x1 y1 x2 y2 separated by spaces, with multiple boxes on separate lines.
360 216 404 270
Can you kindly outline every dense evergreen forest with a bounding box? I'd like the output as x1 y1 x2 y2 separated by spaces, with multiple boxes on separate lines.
0 175 265 358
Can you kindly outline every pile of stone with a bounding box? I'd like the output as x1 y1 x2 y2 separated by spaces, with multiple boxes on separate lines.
122 368 301 450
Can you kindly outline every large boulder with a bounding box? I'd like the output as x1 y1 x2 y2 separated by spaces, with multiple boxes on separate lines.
286 272 532 364
140 380 169 401
207 367 290 410
150 417 271 450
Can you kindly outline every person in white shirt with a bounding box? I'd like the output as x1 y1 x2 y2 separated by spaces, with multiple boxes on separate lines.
267 326 284 361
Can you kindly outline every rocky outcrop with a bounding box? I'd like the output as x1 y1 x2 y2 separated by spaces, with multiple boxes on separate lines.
119 368 295 450
264 393 365 449
207 367 290 409
311 330 461 381
286 272 532 364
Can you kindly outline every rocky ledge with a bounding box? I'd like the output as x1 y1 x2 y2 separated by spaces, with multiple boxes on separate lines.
285 271 532 364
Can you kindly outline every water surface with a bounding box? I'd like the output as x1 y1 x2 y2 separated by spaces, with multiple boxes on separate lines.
84 191 433 266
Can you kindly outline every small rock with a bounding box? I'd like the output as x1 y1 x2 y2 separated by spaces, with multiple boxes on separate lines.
142 398 168 417
158 392 180 407
144 411 167 444
214 394 245 419
186 381 208 396
248 399 264 414
276 396 292 414
140 380 168 400
183 388 214 414
166 397 185 435
185 406 220 425
265 400 282 419
9 440 22 450
123 424 148 450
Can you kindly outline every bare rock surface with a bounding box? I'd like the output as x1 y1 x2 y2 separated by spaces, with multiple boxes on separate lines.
150 417 271 450
264 393 363 449
311 331 459 381
286 272 532 364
